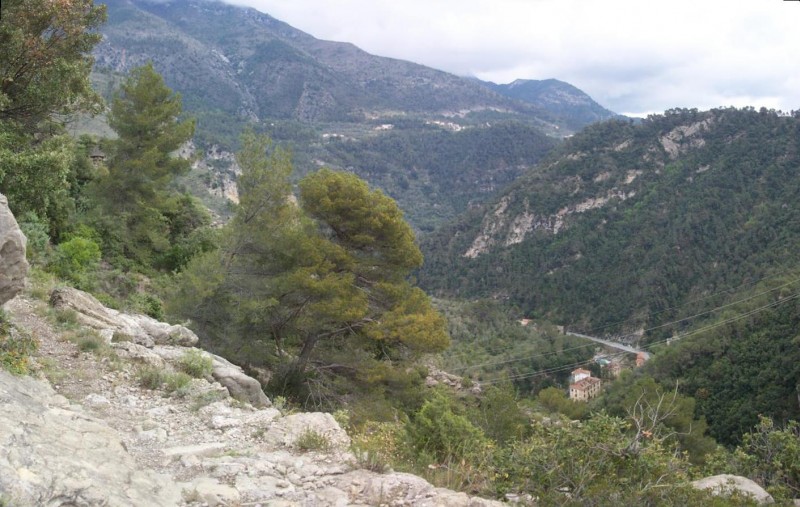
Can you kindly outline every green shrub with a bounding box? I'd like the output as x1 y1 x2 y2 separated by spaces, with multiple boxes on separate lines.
67 328 121 365
405 391 488 465
49 236 101 288
137 365 194 395
94 292 121 310
127 292 164 320
69 224 102 244
178 349 213 378
165 371 192 393
25 266 58 300
76 333 103 352
295 429 331 452
715 416 800 501
470 385 529 445
351 420 408 474
53 308 79 328
271 395 288 413
0 311 38 375
137 365 168 390
190 389 226 411
332 408 350 429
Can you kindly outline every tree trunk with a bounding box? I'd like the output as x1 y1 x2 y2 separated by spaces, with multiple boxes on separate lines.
293 335 319 375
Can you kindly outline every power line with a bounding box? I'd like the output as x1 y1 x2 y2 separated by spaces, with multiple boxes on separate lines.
444 276 800 370
449 339 598 373
579 269 799 337
445 333 593 369
603 276 800 338
480 291 800 385
477 291 800 386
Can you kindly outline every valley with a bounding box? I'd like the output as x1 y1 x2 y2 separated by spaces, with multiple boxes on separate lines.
2 0 800 504
72 0 798 468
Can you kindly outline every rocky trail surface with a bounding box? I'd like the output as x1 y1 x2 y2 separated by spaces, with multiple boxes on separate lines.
0 289 502 507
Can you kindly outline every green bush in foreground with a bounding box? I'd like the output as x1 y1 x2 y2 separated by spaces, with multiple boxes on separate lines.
0 311 38 375
76 333 103 352
295 429 331 452
178 349 213 378
127 292 165 320
49 236 101 285
137 365 168 390
137 365 193 394
405 391 488 466
165 371 192 393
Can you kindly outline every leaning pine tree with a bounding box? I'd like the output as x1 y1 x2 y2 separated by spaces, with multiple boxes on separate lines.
170 130 449 407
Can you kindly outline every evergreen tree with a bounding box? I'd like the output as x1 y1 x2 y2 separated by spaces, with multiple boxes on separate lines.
93 63 197 266
172 131 449 404
0 0 105 128
0 0 106 230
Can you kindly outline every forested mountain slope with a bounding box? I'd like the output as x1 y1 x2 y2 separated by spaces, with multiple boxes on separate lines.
481 78 620 132
420 107 800 338
94 0 559 135
323 122 557 231
91 0 625 229
644 274 800 446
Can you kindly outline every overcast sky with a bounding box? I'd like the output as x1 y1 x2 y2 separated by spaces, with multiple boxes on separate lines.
223 0 800 117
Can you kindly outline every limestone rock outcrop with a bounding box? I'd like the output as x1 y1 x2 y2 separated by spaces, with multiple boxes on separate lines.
208 353 272 408
692 474 775 504
263 411 351 450
334 470 503 507
0 370 183 506
49 287 272 407
426 363 482 394
2 292 506 506
50 287 198 347
115 342 272 408
0 193 28 306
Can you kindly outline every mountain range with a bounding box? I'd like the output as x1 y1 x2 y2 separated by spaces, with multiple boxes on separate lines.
93 1 800 347
43 0 800 478
484 78 619 132
90 0 619 229
93 0 614 140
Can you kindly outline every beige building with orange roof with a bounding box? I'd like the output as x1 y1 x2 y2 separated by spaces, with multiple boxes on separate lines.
569 376 603 401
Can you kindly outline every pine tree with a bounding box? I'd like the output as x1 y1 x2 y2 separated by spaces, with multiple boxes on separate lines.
0 0 105 128
172 131 449 403
94 63 196 266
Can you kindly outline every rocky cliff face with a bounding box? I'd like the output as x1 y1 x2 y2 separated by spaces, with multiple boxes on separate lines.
0 193 28 306
428 112 723 263
463 180 638 258
1 289 503 506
